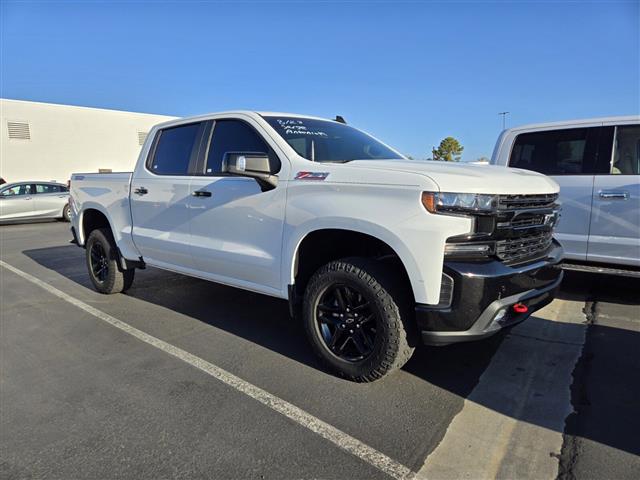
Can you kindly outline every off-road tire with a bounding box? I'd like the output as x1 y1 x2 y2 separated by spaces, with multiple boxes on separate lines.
302 257 415 382
85 228 135 294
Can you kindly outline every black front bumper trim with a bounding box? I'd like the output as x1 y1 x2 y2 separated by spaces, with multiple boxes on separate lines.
417 241 564 345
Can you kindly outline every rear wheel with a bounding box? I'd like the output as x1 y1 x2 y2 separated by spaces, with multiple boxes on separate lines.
85 228 134 294
62 204 71 222
302 257 415 382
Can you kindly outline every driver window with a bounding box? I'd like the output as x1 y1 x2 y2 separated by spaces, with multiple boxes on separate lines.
205 120 280 175
1 185 31 196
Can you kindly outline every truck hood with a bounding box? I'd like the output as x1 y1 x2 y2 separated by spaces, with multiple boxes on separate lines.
346 159 559 194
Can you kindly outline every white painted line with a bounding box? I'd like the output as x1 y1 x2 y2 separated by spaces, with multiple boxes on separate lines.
0 260 414 480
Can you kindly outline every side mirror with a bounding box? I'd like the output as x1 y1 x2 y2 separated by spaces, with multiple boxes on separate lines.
223 152 278 191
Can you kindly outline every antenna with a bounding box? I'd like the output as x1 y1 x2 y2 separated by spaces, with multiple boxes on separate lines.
335 115 346 124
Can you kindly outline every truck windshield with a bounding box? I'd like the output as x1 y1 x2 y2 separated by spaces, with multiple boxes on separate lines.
263 116 403 162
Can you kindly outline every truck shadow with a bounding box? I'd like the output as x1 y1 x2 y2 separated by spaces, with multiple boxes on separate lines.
21 245 640 460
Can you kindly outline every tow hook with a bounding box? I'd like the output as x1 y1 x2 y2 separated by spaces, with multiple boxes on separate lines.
513 303 528 314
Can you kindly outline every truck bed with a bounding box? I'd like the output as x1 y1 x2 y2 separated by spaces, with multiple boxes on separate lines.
70 172 134 252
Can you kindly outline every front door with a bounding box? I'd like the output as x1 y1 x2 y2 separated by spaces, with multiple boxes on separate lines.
588 124 640 266
130 121 206 270
188 119 286 293
0 183 35 221
508 127 604 260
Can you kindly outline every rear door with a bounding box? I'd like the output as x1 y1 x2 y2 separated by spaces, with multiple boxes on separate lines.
32 183 68 218
130 121 206 270
509 127 603 260
588 124 640 266
0 183 35 221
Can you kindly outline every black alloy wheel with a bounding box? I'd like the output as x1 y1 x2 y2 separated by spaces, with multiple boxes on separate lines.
90 241 109 283
316 284 377 362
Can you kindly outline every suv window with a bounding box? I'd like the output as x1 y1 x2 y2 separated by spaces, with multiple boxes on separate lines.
612 125 640 175
35 184 62 193
205 120 279 174
149 123 202 175
510 128 599 175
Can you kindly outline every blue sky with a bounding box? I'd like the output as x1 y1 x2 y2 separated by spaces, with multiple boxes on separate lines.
2 0 638 160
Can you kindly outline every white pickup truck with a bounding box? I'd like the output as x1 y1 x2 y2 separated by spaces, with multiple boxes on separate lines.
70 111 564 382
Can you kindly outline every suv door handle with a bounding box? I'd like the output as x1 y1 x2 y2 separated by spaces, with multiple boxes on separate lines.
192 190 212 198
133 187 148 196
599 190 629 200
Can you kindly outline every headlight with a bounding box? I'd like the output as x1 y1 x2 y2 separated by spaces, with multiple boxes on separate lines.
422 192 498 215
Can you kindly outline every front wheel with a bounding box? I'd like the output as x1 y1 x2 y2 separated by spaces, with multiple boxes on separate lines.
302 257 415 382
85 228 134 294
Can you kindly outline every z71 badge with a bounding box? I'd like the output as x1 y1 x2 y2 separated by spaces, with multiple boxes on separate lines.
295 171 330 181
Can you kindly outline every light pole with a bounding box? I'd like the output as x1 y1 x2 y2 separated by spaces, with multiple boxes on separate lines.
498 111 510 130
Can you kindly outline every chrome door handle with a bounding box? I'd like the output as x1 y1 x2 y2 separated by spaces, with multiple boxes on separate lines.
192 190 212 198
133 187 148 196
599 190 629 200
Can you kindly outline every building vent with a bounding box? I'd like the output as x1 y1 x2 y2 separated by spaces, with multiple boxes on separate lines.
7 121 31 140
137 131 148 146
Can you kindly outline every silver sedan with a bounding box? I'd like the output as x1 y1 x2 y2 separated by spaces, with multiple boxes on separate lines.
0 181 70 224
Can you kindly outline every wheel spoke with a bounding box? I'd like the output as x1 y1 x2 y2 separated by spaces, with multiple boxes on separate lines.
320 314 341 326
359 329 374 349
329 328 345 350
351 332 368 355
359 313 374 325
333 287 347 310
351 301 370 313
318 303 341 314
342 286 356 307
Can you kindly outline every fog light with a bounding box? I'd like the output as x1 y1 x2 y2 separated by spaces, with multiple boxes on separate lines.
444 243 491 256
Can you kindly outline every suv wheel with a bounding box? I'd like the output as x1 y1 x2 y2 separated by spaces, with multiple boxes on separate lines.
302 257 415 382
85 228 134 294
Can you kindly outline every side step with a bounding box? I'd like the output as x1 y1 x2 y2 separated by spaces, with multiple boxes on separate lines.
562 262 640 278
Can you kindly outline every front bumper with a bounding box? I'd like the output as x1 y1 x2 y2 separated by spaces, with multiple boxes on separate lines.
418 241 564 346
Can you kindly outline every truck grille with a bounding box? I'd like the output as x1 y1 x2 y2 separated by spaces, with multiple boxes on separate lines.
498 193 558 210
446 193 559 265
495 231 554 263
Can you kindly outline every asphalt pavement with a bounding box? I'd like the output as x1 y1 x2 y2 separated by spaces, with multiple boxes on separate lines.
1 221 638 479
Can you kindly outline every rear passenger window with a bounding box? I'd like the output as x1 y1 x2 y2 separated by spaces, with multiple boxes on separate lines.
149 123 202 175
35 184 61 193
612 125 640 175
205 120 280 174
510 128 599 175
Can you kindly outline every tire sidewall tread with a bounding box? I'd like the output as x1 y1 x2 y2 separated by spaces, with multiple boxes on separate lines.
302 257 414 382
85 228 134 294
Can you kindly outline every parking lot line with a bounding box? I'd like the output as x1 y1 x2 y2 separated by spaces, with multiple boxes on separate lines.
0 260 415 480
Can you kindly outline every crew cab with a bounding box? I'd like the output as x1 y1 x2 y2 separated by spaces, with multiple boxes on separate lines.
491 116 640 276
70 111 564 382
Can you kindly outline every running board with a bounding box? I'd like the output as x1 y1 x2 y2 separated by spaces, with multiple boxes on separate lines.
562 262 640 278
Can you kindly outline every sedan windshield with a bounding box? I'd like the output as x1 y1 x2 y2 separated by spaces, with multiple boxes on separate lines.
263 116 403 162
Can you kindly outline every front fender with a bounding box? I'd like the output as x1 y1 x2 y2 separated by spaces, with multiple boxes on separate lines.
283 213 471 304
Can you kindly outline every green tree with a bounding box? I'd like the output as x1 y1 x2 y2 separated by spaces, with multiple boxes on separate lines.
431 137 464 162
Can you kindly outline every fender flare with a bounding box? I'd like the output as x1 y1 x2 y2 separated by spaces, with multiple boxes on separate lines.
283 218 427 303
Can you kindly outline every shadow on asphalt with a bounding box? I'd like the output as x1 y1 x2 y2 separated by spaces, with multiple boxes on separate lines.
22 245 640 458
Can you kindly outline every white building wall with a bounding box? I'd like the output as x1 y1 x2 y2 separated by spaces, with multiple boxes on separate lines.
0 99 176 183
